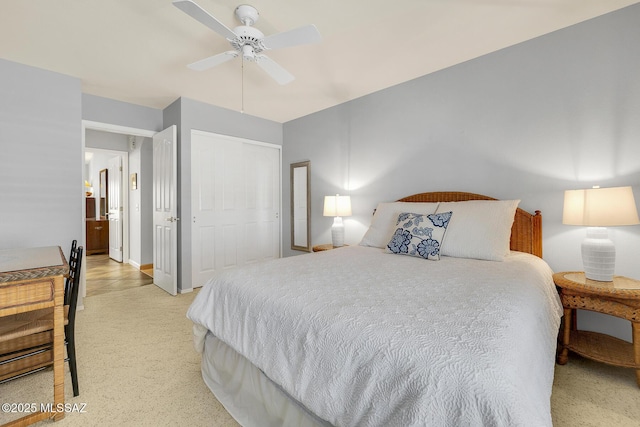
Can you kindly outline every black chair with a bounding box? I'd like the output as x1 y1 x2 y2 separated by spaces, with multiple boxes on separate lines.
64 242 82 396
0 241 83 396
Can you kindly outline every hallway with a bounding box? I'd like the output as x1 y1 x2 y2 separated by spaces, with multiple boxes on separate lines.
85 254 153 297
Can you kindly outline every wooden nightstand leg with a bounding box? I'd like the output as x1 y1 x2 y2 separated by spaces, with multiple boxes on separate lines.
633 321 640 387
557 307 572 365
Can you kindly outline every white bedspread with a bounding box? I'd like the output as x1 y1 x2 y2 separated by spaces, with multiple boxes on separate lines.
187 246 562 427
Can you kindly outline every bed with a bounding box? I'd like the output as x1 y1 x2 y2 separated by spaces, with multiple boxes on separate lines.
187 192 563 427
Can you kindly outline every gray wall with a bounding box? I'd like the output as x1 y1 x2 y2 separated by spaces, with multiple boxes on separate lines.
82 94 163 132
0 59 82 250
165 97 283 293
283 4 640 340
85 129 129 151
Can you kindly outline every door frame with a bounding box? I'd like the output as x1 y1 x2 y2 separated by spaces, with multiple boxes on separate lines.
81 120 156 308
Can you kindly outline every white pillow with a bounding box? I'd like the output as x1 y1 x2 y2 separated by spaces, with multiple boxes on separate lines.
359 202 440 248
386 211 453 260
435 200 520 261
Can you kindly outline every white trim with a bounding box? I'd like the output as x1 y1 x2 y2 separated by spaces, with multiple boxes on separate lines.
83 120 156 138
80 120 157 308
191 129 282 151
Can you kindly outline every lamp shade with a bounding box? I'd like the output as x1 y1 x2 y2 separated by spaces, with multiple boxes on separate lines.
563 186 639 227
323 194 352 217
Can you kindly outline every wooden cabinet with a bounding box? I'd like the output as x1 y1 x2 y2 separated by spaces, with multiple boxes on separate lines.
86 219 109 255
85 197 96 219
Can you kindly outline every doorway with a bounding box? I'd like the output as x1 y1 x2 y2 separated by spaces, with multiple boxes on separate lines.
81 121 156 304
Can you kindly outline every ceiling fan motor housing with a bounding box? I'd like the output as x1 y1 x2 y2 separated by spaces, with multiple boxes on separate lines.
231 25 265 60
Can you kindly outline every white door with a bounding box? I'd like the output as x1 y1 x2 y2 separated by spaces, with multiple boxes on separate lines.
108 156 123 262
191 131 280 287
153 126 178 295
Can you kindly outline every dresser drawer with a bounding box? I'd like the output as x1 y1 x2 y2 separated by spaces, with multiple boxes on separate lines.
0 278 54 311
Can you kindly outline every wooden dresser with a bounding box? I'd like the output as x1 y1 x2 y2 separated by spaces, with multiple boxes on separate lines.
86 197 109 255
86 219 109 255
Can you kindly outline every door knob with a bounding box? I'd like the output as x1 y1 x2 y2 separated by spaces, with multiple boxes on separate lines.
165 217 180 222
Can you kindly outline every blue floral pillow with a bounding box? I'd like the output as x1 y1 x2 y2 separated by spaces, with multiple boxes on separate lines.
386 212 453 260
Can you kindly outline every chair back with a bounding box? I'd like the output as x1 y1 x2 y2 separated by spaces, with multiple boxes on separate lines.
65 245 83 328
68 239 77 267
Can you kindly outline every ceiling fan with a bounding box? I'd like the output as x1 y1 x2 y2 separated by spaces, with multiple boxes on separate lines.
173 0 321 85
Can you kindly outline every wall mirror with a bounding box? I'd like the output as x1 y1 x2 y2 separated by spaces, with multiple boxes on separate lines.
291 161 311 252
99 168 108 219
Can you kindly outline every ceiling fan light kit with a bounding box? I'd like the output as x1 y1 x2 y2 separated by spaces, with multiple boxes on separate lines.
173 0 321 85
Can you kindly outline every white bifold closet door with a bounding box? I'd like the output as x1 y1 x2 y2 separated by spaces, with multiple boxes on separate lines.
191 130 281 288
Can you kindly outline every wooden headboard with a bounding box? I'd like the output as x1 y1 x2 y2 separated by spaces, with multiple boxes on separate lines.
397 191 542 258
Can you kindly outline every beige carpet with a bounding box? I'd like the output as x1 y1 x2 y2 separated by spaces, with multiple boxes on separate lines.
1 284 639 426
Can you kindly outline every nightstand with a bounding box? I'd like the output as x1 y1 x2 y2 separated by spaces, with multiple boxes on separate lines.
312 244 347 252
553 271 640 387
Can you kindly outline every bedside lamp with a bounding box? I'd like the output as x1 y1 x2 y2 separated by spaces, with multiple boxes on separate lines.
323 194 352 247
563 186 639 282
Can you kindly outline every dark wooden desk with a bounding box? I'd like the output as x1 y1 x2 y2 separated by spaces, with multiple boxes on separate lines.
0 246 69 426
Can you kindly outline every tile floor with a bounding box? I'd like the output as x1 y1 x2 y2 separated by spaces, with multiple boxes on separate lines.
85 254 153 297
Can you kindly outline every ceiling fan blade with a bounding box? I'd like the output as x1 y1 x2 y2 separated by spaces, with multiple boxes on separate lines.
255 55 295 85
187 51 238 71
261 24 321 50
173 0 237 40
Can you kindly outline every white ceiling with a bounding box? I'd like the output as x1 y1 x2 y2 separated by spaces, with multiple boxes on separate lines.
1 0 637 123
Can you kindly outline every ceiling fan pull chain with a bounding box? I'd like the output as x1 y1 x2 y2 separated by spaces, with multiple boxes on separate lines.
241 59 244 114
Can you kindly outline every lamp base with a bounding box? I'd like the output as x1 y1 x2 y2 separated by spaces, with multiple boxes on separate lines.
331 217 345 247
581 227 615 282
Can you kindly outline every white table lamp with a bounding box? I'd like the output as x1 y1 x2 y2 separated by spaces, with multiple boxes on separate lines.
323 194 352 247
563 186 639 281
